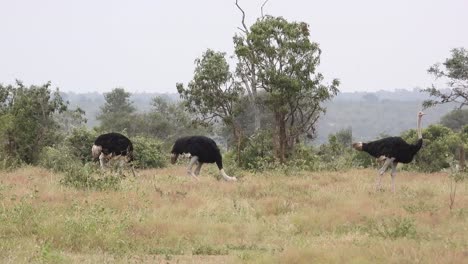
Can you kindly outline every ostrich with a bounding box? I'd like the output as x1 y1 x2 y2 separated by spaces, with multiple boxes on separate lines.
352 111 425 192
170 136 237 181
91 132 135 176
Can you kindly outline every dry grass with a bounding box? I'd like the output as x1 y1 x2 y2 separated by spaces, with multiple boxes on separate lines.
0 166 467 263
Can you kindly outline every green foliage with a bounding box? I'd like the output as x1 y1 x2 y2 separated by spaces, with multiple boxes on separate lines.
64 127 98 163
97 88 136 134
0 81 68 164
401 124 463 172
365 217 417 240
440 109 468 131
176 49 244 132
142 97 209 141
60 163 121 191
422 47 468 109
237 131 276 171
38 146 78 173
235 16 339 161
192 244 228 255
39 144 123 190
287 143 319 171
131 136 167 169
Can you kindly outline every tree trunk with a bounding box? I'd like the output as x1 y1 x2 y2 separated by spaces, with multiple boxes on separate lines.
274 111 287 163
253 102 261 132
233 124 243 166
459 146 465 172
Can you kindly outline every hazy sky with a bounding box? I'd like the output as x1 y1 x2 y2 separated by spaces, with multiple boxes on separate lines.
1 0 467 93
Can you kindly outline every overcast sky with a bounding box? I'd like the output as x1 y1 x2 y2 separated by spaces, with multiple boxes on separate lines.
1 0 467 93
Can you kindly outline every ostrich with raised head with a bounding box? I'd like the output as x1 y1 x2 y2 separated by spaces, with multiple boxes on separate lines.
170 136 237 181
92 132 135 176
352 111 425 192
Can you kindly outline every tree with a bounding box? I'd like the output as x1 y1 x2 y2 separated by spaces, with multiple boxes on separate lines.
176 49 244 160
234 0 263 132
0 81 67 163
422 48 468 109
440 109 468 131
139 96 209 141
235 16 339 162
97 88 136 134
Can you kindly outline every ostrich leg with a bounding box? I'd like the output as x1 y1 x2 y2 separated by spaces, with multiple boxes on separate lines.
390 161 398 193
187 156 199 179
376 157 394 191
194 162 203 176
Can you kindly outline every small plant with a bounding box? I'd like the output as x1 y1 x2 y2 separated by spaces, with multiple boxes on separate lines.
447 159 467 211
60 163 121 191
192 244 228 255
365 217 417 240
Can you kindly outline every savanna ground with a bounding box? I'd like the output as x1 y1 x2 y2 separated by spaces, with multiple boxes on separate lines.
0 165 467 263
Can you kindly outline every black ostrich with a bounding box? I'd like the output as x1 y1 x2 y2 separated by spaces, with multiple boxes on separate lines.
352 111 425 192
170 136 237 181
91 132 135 176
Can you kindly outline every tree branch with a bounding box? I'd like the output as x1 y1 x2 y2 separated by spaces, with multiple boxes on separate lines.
235 0 249 34
261 0 270 17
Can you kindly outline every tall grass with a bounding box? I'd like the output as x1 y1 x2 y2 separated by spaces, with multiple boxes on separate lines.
0 166 466 263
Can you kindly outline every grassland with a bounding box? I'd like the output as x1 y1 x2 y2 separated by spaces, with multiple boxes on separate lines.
0 165 467 263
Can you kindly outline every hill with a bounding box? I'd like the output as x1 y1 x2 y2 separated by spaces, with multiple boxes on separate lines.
62 89 457 144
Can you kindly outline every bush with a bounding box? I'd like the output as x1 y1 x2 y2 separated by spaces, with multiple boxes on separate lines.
65 127 98 163
287 143 319 171
131 136 167 169
0 153 23 171
238 131 276 171
60 163 121 191
38 146 79 173
401 124 462 172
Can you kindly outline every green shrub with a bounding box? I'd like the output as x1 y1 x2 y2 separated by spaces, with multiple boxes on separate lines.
0 153 23 171
60 163 121 191
287 143 319 171
365 217 418 240
131 136 167 169
401 124 462 172
38 146 78 173
65 127 98 163
238 131 276 171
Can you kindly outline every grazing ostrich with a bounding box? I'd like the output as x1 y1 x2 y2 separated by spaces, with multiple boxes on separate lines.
91 132 135 176
352 111 425 192
170 136 237 181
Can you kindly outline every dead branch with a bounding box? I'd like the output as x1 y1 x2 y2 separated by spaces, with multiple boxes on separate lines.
235 0 249 34
261 0 270 17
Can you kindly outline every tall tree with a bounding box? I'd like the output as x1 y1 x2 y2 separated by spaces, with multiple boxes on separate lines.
0 81 67 163
176 49 244 159
423 47 468 109
234 0 262 132
236 16 339 162
97 88 136 133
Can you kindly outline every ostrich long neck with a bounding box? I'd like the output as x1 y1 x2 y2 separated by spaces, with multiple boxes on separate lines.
417 115 423 140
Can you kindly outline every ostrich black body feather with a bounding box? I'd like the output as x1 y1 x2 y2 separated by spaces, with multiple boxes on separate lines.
362 137 422 163
93 132 134 161
171 136 223 169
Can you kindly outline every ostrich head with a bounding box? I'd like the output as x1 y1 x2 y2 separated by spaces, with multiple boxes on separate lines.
352 142 363 151
170 153 179 164
418 111 425 118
